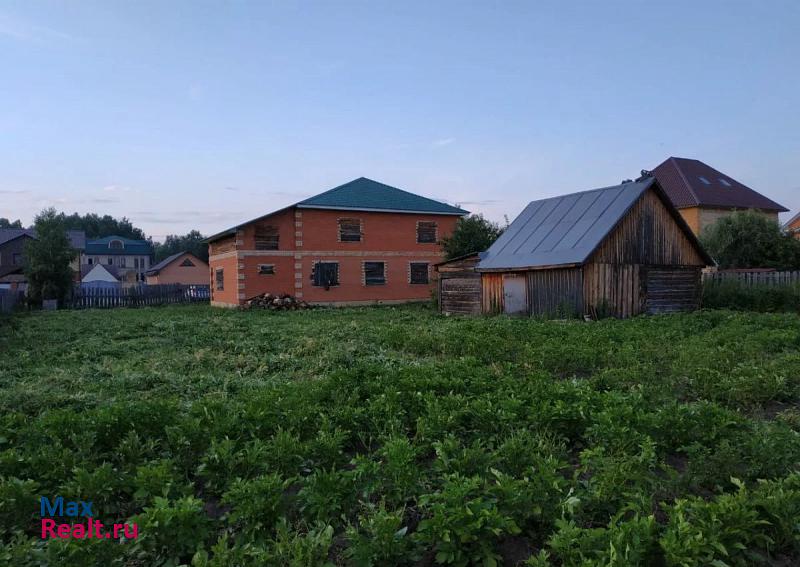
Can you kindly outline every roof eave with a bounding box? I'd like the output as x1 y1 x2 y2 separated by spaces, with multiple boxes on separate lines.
295 204 468 215
476 262 583 273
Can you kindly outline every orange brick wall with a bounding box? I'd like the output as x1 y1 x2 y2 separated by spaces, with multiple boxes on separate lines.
145 253 209 285
789 217 800 240
208 206 460 306
209 253 239 306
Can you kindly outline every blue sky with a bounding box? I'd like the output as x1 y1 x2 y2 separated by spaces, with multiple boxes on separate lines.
1 1 798 240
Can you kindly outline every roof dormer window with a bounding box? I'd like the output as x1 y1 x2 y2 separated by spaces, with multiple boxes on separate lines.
719 178 732 187
698 176 711 185
109 239 124 250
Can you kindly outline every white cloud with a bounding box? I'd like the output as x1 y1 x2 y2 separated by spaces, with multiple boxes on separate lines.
433 137 455 147
0 12 76 43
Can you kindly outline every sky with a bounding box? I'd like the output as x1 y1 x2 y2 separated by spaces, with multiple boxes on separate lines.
1 1 798 241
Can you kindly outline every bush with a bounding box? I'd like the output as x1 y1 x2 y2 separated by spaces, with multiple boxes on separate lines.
702 280 800 312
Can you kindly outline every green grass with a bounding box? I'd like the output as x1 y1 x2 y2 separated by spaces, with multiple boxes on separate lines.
1 305 799 566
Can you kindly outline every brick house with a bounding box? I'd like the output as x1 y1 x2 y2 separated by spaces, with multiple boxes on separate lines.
651 157 787 236
0 229 86 289
144 252 209 285
84 236 153 283
206 177 468 307
784 212 800 240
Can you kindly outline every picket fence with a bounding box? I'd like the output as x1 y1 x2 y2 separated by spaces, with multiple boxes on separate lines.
69 284 210 309
703 270 800 287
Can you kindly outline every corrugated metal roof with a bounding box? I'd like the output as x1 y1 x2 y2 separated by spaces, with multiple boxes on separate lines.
296 177 468 215
477 178 655 271
652 157 787 212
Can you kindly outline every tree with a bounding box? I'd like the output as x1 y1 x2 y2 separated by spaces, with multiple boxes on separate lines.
0 218 23 228
700 210 800 270
57 212 147 240
440 214 504 260
153 230 208 263
24 208 76 304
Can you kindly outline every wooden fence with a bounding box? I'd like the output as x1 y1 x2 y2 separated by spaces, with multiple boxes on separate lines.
69 284 210 309
703 271 800 287
0 289 26 314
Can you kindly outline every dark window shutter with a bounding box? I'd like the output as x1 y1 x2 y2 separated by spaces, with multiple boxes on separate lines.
410 262 429 284
417 221 437 243
364 262 386 285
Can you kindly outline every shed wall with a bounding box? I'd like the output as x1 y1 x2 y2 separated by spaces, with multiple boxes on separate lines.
590 189 705 266
527 268 583 316
437 255 482 315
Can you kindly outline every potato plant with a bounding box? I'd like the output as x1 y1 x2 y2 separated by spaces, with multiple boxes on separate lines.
0 305 799 565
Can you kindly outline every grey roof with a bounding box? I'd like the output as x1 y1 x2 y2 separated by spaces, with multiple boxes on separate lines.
0 228 35 246
67 230 86 250
0 228 86 249
478 178 659 271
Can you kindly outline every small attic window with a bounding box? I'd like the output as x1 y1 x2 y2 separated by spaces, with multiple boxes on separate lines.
719 178 732 187
698 176 711 185
180 258 195 267
109 239 124 250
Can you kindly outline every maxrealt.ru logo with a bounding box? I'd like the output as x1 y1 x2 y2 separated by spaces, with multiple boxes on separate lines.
40 497 138 540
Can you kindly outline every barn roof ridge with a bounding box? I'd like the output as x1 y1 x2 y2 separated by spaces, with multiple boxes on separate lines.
477 178 712 271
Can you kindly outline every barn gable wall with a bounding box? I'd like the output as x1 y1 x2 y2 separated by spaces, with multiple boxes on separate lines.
589 188 706 266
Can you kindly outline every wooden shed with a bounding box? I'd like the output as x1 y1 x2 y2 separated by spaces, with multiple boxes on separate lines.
476 176 714 318
435 253 482 315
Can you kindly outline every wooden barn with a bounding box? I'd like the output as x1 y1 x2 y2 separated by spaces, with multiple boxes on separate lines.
473 175 713 318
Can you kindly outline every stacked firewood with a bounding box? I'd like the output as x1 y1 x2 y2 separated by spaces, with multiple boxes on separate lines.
243 293 312 310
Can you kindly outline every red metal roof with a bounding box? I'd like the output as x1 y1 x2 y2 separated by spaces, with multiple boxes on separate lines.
652 157 787 212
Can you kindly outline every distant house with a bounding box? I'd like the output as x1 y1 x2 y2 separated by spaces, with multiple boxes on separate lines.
145 252 209 285
81 264 121 288
468 175 712 318
0 228 86 289
206 177 468 307
84 236 153 283
652 157 787 236
784 212 800 240
0 229 35 290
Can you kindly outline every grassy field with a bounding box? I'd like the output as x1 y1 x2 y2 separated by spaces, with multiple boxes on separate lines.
1 305 799 566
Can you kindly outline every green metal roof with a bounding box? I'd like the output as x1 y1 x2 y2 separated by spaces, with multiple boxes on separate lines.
85 235 152 256
296 177 468 215
206 177 468 242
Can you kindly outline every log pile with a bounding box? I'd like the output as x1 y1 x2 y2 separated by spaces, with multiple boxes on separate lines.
243 293 312 311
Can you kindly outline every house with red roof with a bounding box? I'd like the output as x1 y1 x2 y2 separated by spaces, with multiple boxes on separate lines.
205 177 468 307
651 157 787 236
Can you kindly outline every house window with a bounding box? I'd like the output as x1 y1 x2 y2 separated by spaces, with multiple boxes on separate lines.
119 257 127 268
12 253 23 266
107 257 113 265
88 258 93 265
409 262 429 284
109 239 124 250
338 218 362 242
215 268 224 291
364 261 386 286
254 225 279 250
258 264 275 275
417 221 437 243
312 262 339 288
180 258 195 267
